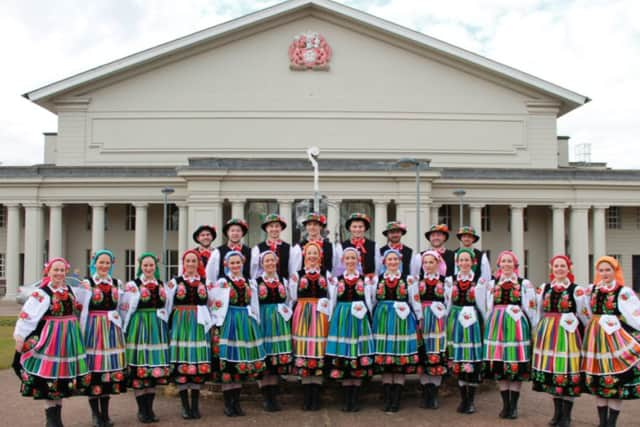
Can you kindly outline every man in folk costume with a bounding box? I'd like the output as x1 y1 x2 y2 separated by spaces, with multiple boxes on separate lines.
455 226 491 282
206 219 252 284
250 214 295 280
411 224 455 277
336 213 380 277
290 212 335 276
379 221 413 275
192 225 217 268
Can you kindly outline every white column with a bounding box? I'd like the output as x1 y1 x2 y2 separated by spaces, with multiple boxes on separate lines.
570 205 590 285
90 203 105 253
178 203 189 255
551 204 567 255
430 204 441 227
374 199 388 246
510 204 526 265
279 199 294 243
230 198 245 220
327 198 342 243
592 204 607 261
133 203 148 259
469 204 484 250
3 204 21 299
23 203 44 284
48 203 63 259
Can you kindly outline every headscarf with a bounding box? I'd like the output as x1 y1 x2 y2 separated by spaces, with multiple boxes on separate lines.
136 252 161 281
90 249 115 277
456 247 478 275
223 250 246 277
380 248 403 275
41 257 70 288
180 249 206 278
335 246 362 277
594 256 625 286
421 250 447 277
495 250 520 278
256 250 279 278
303 241 323 269
549 254 575 283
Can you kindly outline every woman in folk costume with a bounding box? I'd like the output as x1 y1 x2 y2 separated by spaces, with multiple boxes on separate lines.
416 250 449 410
121 252 170 423
325 247 375 412
290 241 332 410
82 250 127 427
210 250 266 417
254 250 292 412
582 256 640 427
446 248 487 415
532 255 589 427
483 250 537 420
370 248 421 413
290 212 335 276
14 257 91 427
165 249 213 420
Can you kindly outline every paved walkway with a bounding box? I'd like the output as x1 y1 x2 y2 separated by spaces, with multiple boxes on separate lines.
0 370 635 426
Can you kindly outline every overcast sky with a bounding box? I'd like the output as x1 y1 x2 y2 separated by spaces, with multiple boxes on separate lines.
1 0 638 168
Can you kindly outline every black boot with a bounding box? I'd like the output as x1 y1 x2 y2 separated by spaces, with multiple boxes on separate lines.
311 384 321 411
89 398 102 427
146 394 159 423
99 397 113 427
607 409 619 427
270 386 282 411
135 396 149 423
457 386 468 413
233 388 245 416
262 386 276 412
55 405 64 427
429 385 439 409
179 390 192 419
190 389 201 419
465 386 477 414
419 384 430 409
302 384 312 411
557 400 573 427
223 390 235 417
597 406 608 427
508 391 519 419
549 398 562 426
350 386 360 412
383 383 392 412
390 384 401 413
499 390 511 419
45 407 57 427
342 386 351 412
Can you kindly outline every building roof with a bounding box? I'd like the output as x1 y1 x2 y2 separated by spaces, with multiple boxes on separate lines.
24 0 588 115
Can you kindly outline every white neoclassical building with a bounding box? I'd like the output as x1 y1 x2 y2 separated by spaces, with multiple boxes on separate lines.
1 0 639 299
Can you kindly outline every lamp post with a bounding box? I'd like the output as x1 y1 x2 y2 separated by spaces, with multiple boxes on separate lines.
161 187 175 281
453 189 466 228
306 146 321 212
396 158 426 250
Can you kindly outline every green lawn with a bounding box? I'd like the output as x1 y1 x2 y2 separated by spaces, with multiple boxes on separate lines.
0 317 16 370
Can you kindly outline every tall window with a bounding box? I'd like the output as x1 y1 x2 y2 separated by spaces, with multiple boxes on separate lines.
523 208 529 232
340 200 374 241
166 204 179 231
164 249 179 280
438 205 452 228
0 205 6 228
481 206 491 232
607 207 622 229
0 253 5 278
246 200 279 247
125 205 136 231
125 249 136 282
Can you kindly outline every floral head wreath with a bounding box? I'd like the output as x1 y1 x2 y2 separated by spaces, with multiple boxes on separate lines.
495 250 520 278
90 249 115 277
136 252 161 281
41 257 71 288
594 255 625 286
180 249 205 278
223 250 246 277
380 248 403 275
549 254 575 283
422 250 447 277
455 247 478 275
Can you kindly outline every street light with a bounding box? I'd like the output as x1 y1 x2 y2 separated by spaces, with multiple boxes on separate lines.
306 146 321 212
453 189 466 228
396 158 428 250
161 187 175 281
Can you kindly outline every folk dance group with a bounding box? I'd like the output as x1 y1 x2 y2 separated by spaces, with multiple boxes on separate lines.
13 212 640 427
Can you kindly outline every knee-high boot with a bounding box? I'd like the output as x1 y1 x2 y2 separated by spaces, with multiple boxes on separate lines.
190 389 201 419
179 390 191 419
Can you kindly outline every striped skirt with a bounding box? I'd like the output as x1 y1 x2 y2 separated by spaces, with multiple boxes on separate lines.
483 305 532 381
447 305 483 383
169 306 211 384
326 301 374 379
84 310 127 395
291 298 329 377
125 308 170 389
419 301 448 376
582 315 640 399
20 315 91 400
218 306 266 383
532 313 584 396
260 303 292 374
372 301 420 374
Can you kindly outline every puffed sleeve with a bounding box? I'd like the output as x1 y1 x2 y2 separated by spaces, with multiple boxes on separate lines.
574 285 591 326
522 279 537 329
249 246 260 279
444 276 453 314
480 253 492 283
535 283 546 327
289 246 301 281
475 278 488 321
288 275 298 304
408 281 422 320
121 281 140 333
365 275 378 313
205 249 220 285
374 243 382 276
410 253 422 278
283 278 293 307
249 280 260 323
331 243 341 277
164 278 177 316
618 287 640 331
483 279 494 320
14 288 51 340
328 276 338 315
78 280 92 333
